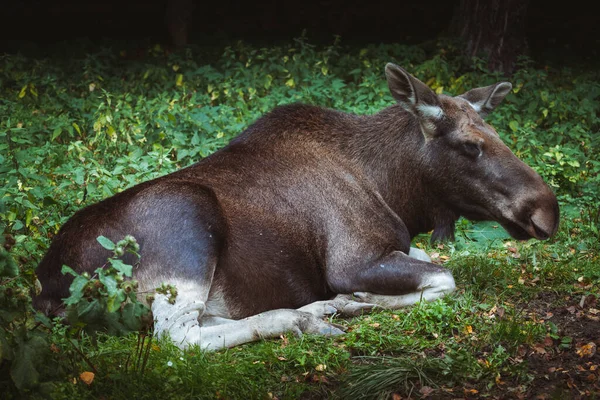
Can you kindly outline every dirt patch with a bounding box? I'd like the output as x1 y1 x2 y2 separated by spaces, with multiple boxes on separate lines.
523 292 600 399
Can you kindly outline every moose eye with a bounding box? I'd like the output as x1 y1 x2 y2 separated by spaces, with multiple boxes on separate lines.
462 141 482 159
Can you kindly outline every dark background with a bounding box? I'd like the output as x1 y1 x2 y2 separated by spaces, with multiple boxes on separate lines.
1 0 598 65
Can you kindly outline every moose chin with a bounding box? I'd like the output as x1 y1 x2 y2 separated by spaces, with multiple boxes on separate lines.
34 63 559 350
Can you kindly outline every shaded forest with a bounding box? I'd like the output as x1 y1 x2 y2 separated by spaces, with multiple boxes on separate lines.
3 0 599 68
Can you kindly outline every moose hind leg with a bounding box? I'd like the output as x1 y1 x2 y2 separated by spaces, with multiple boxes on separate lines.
131 184 226 346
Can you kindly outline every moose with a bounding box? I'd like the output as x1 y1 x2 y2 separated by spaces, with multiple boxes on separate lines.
35 64 559 350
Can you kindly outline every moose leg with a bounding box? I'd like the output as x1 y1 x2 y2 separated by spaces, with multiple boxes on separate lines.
328 250 456 309
347 247 451 309
160 308 344 351
298 296 378 317
408 247 432 262
302 247 438 316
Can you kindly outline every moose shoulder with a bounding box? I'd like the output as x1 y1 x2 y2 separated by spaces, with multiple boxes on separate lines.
34 64 559 350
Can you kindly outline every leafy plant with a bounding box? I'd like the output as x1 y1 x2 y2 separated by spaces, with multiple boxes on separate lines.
61 235 152 337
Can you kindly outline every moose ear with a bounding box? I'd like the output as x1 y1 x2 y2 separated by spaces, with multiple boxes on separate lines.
385 63 444 137
458 82 512 117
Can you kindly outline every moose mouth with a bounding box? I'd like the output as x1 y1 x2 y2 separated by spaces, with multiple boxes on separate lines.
451 199 558 241
500 215 555 241
461 207 556 241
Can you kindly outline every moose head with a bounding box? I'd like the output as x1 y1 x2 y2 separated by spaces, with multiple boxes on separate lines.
383 63 560 242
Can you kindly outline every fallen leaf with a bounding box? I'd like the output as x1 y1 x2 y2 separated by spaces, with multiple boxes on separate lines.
464 325 473 334
576 342 597 358
464 388 478 395
79 371 94 385
277 356 287 361
315 364 326 372
497 307 506 318
495 373 505 385
419 386 434 397
392 394 402 400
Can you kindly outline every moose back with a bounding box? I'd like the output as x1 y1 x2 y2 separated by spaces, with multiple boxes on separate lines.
35 64 559 350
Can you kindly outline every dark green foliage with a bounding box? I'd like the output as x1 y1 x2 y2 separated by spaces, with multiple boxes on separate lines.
0 38 598 398
61 236 152 337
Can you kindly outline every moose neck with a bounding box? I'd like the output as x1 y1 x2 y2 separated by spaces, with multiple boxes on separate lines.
344 105 457 240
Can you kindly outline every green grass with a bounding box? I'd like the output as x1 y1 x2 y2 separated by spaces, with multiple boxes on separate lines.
1 37 599 398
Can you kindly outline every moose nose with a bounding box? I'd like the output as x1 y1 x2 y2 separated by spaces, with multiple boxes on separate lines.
529 202 560 240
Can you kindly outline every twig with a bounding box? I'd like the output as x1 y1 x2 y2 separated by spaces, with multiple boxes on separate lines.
68 338 98 374
140 334 152 375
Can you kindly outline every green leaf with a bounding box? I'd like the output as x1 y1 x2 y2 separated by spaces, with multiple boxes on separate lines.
77 298 100 319
97 236 115 250
460 220 511 246
12 220 24 230
10 336 47 389
110 259 133 277
51 128 62 141
0 248 19 277
509 120 519 132
107 289 126 313
18 85 27 99
63 275 88 305
34 312 53 329
61 264 78 277
99 273 118 297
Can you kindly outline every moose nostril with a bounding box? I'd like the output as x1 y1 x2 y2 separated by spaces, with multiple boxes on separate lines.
530 207 555 240
530 218 550 240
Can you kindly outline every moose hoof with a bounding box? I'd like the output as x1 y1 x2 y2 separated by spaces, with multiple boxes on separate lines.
299 296 378 318
316 323 346 336
339 300 378 317
298 302 338 318
408 247 432 262
152 293 206 346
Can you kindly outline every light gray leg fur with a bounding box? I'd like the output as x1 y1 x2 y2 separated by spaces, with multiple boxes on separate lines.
151 280 346 351
153 298 345 351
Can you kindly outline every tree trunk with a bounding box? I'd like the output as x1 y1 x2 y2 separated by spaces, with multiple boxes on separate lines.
166 0 195 48
450 0 530 74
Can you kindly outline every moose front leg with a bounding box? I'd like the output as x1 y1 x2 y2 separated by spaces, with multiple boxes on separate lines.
328 250 456 309
155 303 345 351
